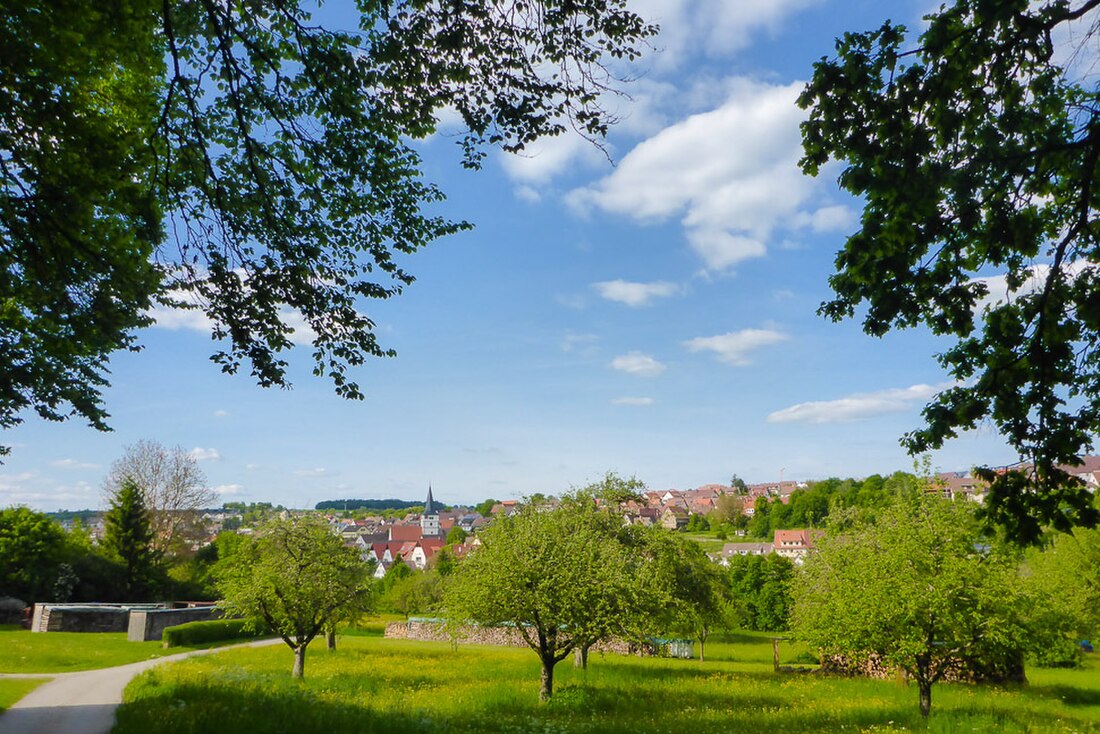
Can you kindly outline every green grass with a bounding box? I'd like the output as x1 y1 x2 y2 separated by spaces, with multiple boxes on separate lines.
114 631 1100 733
0 629 219 673
0 678 47 712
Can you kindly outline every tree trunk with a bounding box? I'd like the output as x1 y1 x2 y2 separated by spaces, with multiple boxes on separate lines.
918 679 932 718
699 636 706 662
573 643 590 670
293 644 307 679
326 627 337 650
539 656 555 702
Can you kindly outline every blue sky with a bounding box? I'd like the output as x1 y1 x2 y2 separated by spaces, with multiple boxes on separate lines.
2 0 1024 511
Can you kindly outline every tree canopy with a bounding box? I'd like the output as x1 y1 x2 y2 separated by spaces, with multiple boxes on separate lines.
103 477 159 600
445 495 640 701
0 0 656 446
799 0 1100 541
0 507 68 602
104 440 216 557
216 514 371 678
792 495 1037 718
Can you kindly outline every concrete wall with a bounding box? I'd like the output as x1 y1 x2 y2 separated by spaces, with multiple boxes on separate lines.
127 606 223 642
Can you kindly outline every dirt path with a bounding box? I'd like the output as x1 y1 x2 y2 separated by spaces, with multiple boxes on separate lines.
0 638 282 734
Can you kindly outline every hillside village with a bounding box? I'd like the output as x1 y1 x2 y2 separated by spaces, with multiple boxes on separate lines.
178 455 1100 574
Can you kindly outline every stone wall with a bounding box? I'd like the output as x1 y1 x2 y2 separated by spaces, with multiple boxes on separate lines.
127 606 223 642
385 618 691 658
34 605 130 633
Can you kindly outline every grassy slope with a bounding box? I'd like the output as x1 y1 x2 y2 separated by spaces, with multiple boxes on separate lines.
0 629 211 673
0 678 47 712
114 630 1100 734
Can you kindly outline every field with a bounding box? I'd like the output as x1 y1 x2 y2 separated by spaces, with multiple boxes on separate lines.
113 629 1100 734
0 627 239 674
0 679 46 712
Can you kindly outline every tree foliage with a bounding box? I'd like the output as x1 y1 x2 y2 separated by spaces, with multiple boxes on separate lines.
104 440 216 556
445 496 640 701
216 514 371 678
792 496 1036 717
0 507 68 601
727 553 794 632
103 477 159 600
799 0 1100 541
0 0 656 445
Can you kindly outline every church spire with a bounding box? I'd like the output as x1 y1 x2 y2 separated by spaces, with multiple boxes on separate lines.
424 484 438 515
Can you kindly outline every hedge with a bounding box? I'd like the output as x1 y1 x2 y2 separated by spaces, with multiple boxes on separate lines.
162 618 269 648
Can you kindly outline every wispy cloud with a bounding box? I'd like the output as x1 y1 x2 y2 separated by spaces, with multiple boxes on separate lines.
293 467 336 478
612 396 655 406
610 352 667 377
767 382 955 424
683 328 787 366
189 447 222 462
592 279 681 307
213 409 230 418
52 458 99 470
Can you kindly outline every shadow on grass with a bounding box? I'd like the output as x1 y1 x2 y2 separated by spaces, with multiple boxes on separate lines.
1026 683 1100 708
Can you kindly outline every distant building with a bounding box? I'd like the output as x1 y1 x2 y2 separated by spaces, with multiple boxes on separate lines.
420 485 442 537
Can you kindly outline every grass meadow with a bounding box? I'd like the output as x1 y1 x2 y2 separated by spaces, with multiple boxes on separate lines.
0 678 45 712
0 626 240 674
113 627 1100 734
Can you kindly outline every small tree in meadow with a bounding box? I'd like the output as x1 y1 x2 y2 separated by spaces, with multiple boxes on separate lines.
445 496 639 701
215 514 371 678
792 495 1032 718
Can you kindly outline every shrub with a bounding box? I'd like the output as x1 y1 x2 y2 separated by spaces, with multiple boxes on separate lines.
162 618 268 648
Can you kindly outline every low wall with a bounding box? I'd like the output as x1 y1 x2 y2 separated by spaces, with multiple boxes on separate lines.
127 606 223 642
385 619 692 658
33 605 130 633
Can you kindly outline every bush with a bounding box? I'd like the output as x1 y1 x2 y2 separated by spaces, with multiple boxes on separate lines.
162 618 268 648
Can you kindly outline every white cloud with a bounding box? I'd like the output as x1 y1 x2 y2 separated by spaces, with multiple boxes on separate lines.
630 0 822 69
499 132 605 184
612 396 655 406
792 205 856 233
52 458 99 470
683 328 788 366
189 447 221 462
213 409 229 418
592 280 681 307
213 483 245 496
515 185 542 203
610 351 667 377
972 260 1096 313
686 231 766 271
569 80 815 273
767 382 955 424
555 293 588 310
561 332 599 353
149 285 316 346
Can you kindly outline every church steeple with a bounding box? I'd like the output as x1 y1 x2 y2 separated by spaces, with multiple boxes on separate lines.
424 484 438 515
421 484 441 537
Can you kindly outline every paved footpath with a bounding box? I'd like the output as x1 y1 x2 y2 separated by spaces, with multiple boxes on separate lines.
0 638 282 734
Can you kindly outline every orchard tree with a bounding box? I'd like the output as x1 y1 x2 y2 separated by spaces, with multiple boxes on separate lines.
103 478 159 600
445 497 639 701
792 496 1034 718
0 0 656 451
215 515 371 678
0 507 68 601
104 440 216 556
800 0 1100 541
643 529 731 661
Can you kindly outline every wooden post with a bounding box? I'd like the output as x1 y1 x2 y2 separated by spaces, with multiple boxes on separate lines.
772 638 780 672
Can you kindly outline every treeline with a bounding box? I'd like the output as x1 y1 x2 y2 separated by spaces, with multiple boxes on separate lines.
314 498 428 511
